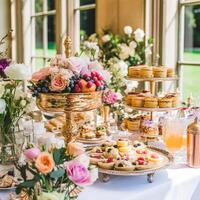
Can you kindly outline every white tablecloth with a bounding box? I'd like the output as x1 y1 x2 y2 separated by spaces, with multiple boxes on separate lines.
1 166 200 200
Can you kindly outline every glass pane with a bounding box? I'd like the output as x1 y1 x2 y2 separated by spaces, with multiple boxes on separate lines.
35 16 43 56
32 58 45 72
80 0 95 6
182 65 200 102
35 0 43 13
48 0 55 11
184 5 200 62
47 15 56 56
80 9 95 37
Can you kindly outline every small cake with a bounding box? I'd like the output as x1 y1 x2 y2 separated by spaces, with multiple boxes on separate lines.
144 97 158 108
98 158 115 170
126 92 139 105
140 66 153 78
117 138 129 147
158 97 173 108
153 67 167 78
126 117 141 131
114 160 135 171
140 113 151 127
167 68 175 77
104 147 120 159
131 95 145 107
128 66 141 78
142 120 159 136
165 93 179 107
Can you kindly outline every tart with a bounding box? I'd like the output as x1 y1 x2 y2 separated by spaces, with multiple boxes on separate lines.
104 147 120 159
141 120 159 136
140 66 153 78
128 66 141 78
133 141 146 150
96 126 107 138
153 67 167 78
90 146 103 154
89 153 104 164
114 160 135 171
144 97 158 108
135 157 151 170
167 68 175 77
126 117 140 131
131 95 145 107
98 158 115 170
158 97 172 108
148 153 163 163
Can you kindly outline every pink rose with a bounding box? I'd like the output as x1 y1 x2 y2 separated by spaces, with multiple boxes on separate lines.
50 74 68 92
24 147 40 160
66 160 92 186
67 142 85 157
31 67 51 82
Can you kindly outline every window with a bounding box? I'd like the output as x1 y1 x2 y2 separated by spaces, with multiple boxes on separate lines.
31 0 56 72
73 0 96 51
178 0 200 101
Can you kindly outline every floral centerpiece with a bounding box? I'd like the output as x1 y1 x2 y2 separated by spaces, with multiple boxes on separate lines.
81 26 153 94
16 142 98 200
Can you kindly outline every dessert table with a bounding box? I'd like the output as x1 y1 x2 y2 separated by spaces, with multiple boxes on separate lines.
1 166 200 200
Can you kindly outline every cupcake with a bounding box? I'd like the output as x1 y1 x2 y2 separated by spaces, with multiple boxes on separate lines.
153 67 167 78
144 97 158 108
167 68 175 77
114 160 135 171
128 66 141 78
140 66 153 78
141 120 159 136
131 95 145 107
158 97 172 108
126 117 141 131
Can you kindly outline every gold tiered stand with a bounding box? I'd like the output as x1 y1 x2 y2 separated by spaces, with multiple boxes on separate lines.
36 37 103 145
125 75 179 143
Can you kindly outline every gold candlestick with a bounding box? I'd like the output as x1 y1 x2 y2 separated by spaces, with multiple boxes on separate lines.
64 36 72 58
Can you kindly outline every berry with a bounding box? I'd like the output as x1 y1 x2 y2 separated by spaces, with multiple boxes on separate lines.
74 84 81 93
83 74 88 80
37 87 41 92
78 81 83 89
95 81 101 87
65 87 71 93
91 71 97 77
87 81 93 88
138 160 145 165
107 157 114 163
137 157 145 161
98 75 104 81
93 77 98 82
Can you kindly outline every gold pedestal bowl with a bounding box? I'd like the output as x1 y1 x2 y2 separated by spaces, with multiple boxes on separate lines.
36 92 103 144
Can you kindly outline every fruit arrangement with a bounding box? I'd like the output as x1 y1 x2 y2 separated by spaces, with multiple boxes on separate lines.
29 55 107 96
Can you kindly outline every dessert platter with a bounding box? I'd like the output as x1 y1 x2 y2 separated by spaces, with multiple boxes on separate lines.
88 139 173 183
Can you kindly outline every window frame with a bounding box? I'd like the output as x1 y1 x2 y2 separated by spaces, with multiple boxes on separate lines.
178 0 200 98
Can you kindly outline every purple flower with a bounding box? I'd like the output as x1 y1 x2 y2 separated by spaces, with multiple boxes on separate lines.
0 58 11 72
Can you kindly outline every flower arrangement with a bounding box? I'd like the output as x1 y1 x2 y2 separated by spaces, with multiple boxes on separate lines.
102 89 121 106
16 142 98 200
0 63 31 164
81 26 153 94
29 55 108 96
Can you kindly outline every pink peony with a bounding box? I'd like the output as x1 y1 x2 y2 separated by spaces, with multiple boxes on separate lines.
67 142 85 157
31 67 51 82
66 160 92 186
103 90 118 105
24 147 40 160
50 74 68 92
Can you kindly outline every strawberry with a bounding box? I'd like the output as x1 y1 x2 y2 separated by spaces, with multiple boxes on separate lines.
107 157 114 163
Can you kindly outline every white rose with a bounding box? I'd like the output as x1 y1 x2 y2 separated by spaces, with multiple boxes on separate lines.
0 99 6 113
124 26 133 35
119 44 130 60
129 41 137 49
118 60 128 76
20 99 27 107
134 28 145 42
101 34 110 43
4 63 31 80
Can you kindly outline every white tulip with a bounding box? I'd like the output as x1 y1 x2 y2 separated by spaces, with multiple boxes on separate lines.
0 99 6 113
134 28 145 42
101 34 111 43
4 63 31 80
124 26 133 35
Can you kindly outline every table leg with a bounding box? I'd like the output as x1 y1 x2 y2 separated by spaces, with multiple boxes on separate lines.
147 173 154 183
99 173 110 182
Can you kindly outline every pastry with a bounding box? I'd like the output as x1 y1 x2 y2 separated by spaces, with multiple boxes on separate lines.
148 153 163 163
167 68 175 77
126 117 140 131
131 95 145 107
117 138 129 147
85 132 96 139
49 119 63 130
114 160 135 171
165 93 179 107
126 92 139 105
90 146 103 154
144 97 158 108
141 120 159 136
140 66 153 78
45 123 57 132
140 113 151 127
133 141 146 150
98 158 115 170
104 147 120 159
128 66 141 78
153 67 167 78
89 154 104 165
158 97 172 108
96 126 107 138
